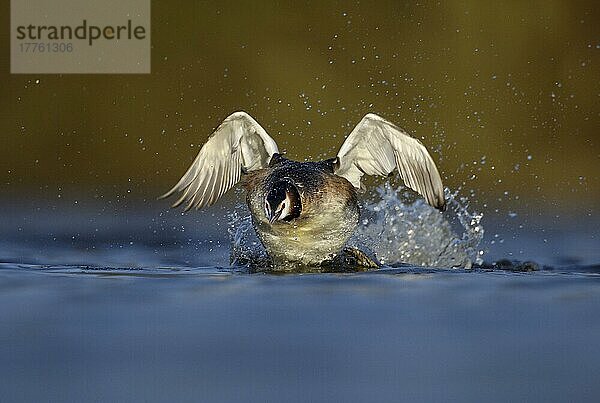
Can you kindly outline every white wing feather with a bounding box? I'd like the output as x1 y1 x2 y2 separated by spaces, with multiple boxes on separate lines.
335 113 446 210
160 111 278 210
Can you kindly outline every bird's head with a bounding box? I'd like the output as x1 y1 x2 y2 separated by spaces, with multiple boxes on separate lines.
264 181 302 224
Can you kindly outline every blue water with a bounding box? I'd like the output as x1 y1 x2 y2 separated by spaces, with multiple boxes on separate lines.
1 200 599 402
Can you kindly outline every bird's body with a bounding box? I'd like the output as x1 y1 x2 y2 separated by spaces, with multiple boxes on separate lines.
244 156 359 267
161 111 446 271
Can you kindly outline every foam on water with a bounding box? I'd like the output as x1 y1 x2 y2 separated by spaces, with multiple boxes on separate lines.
228 183 484 269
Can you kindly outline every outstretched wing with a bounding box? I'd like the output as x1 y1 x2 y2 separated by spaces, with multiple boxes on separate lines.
335 113 446 210
160 111 279 211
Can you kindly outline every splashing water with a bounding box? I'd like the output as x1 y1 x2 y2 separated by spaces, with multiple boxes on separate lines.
228 183 484 269
228 206 269 267
353 184 484 268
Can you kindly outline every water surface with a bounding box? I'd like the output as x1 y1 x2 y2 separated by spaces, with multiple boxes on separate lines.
1 200 598 402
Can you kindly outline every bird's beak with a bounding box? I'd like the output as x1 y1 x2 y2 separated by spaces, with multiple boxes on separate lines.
268 209 282 224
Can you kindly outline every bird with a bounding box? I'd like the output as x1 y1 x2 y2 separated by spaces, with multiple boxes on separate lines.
160 111 446 271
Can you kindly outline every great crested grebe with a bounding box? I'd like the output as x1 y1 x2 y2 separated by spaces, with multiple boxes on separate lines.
161 112 445 271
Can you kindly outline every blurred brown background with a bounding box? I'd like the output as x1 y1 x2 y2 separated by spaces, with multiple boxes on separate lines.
2 1 598 214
